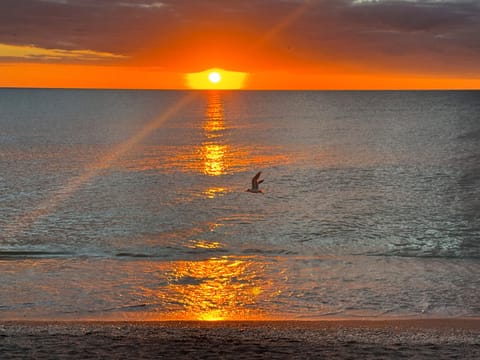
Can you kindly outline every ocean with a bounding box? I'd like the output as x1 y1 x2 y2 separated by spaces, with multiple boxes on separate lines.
0 89 479 320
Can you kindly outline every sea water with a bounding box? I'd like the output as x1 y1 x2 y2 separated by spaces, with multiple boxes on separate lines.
0 89 479 320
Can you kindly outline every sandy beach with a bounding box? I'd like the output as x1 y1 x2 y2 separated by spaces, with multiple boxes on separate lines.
1 319 479 359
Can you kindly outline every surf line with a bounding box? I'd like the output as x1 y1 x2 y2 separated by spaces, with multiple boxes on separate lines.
2 92 198 241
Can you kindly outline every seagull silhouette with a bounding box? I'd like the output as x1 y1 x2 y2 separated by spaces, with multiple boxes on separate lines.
246 171 264 193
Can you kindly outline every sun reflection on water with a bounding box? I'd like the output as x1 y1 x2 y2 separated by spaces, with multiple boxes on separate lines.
188 240 222 249
201 144 228 176
201 93 228 176
116 91 291 178
203 187 227 199
165 256 270 321
204 94 226 136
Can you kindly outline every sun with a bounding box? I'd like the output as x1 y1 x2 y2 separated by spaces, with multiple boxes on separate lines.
186 68 248 89
208 71 221 84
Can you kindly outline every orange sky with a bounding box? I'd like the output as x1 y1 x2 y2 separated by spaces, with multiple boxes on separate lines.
1 0 479 89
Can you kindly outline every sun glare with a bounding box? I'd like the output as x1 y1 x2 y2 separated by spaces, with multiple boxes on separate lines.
208 71 221 84
186 68 247 89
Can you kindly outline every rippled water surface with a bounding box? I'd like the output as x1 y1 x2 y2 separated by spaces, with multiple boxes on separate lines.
0 89 479 320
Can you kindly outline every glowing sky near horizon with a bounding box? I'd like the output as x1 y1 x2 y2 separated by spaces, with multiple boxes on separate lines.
0 0 479 89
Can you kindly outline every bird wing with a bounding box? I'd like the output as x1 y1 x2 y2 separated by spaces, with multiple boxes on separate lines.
250 172 263 191
252 172 261 188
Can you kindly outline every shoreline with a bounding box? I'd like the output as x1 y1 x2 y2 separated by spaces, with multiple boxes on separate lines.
1 318 479 359
2 317 480 328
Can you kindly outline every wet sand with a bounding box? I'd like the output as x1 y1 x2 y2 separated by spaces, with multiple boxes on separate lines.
1 319 479 359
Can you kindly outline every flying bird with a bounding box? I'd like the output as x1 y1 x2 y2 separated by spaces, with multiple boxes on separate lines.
247 171 264 193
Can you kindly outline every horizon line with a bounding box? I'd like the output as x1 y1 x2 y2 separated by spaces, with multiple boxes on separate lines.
1 86 479 91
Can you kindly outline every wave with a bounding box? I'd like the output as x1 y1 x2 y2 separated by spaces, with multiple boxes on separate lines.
0 250 73 260
361 251 480 260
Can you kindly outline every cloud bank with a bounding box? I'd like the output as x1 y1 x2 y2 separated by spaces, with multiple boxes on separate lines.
0 0 479 75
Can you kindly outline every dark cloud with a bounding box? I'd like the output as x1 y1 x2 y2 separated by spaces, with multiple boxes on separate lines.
346 0 478 32
0 0 479 75
277 0 480 74
0 0 175 54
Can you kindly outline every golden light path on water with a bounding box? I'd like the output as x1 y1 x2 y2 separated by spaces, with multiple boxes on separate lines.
112 93 288 321
140 93 284 319
122 92 290 180
167 257 267 321
3 93 198 240
202 92 228 176
127 256 278 321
